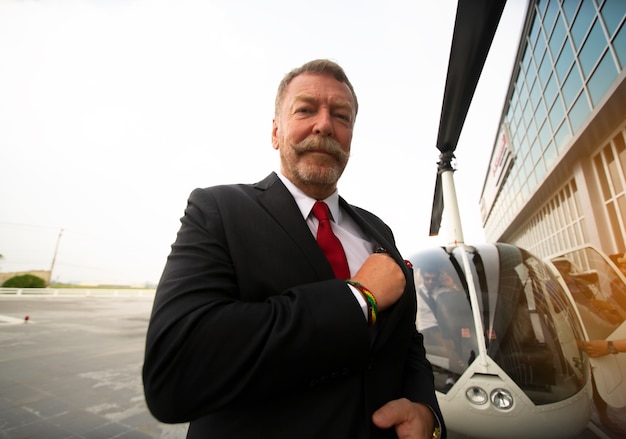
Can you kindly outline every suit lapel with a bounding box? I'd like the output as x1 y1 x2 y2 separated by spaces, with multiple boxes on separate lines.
339 198 401 264
255 173 334 279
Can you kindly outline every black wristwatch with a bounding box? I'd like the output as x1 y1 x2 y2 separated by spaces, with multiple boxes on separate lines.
608 341 618 354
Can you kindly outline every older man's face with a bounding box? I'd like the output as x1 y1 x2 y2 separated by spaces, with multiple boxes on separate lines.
272 72 355 199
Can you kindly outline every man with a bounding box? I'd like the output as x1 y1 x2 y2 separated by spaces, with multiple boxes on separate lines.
416 263 442 338
143 59 444 439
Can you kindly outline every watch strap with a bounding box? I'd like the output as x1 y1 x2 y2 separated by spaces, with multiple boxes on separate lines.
608 340 618 354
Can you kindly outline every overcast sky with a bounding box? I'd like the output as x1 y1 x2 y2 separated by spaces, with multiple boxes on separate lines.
0 0 528 285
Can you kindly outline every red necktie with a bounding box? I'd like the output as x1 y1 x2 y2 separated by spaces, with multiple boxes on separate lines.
312 201 350 279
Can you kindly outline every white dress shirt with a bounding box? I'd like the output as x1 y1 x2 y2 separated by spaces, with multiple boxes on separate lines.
277 172 374 319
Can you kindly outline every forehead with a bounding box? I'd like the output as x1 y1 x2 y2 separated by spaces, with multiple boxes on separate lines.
283 72 355 106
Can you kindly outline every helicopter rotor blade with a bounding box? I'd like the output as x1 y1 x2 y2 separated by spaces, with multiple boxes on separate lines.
429 0 507 236
429 171 444 236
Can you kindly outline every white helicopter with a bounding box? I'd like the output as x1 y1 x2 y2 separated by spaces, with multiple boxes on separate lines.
408 244 594 439
406 0 622 437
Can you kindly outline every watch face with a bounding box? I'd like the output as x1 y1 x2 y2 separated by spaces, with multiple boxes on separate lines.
608 341 618 354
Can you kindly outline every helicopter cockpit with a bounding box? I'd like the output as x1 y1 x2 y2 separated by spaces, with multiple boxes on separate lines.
410 243 589 408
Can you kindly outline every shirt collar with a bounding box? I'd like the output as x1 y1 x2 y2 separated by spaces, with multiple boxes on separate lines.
276 171 342 223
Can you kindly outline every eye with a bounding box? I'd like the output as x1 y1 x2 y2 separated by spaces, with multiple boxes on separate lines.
335 113 352 122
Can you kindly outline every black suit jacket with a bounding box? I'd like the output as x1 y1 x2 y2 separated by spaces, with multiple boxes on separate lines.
143 172 444 438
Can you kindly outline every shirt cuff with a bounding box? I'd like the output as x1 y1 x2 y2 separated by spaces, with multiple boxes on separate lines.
348 284 369 321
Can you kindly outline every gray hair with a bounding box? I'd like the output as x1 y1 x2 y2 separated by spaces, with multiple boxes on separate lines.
274 59 359 118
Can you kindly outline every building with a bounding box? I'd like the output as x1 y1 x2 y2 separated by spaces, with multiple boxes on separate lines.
480 0 626 261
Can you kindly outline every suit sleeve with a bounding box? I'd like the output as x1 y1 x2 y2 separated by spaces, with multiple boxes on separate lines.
142 188 371 423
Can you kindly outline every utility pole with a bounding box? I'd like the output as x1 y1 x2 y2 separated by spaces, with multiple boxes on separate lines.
49 228 64 285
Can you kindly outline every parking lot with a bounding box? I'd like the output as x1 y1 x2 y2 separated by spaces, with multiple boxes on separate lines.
0 293 620 439
0 294 187 439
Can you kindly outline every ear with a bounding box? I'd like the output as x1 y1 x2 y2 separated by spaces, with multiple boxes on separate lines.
271 118 280 150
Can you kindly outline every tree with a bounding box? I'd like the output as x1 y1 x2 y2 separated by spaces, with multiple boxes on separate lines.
2 274 46 288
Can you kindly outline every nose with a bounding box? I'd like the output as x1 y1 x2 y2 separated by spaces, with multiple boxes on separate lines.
313 108 333 137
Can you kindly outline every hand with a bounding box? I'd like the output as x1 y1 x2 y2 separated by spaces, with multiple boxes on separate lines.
372 398 435 439
351 253 406 311
590 299 614 311
582 340 610 357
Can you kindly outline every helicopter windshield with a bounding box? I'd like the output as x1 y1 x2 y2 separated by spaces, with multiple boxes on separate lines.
411 244 588 404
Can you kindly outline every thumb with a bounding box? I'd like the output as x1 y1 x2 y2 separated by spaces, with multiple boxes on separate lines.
372 399 406 429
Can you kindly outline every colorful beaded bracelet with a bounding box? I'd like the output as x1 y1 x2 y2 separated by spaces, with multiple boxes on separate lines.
346 280 378 326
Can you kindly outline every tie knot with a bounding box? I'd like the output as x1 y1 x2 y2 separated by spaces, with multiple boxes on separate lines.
312 201 331 222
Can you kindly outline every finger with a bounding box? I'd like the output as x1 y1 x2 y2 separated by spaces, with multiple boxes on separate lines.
372 399 408 429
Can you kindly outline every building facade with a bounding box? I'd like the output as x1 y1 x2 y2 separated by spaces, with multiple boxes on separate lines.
480 0 626 261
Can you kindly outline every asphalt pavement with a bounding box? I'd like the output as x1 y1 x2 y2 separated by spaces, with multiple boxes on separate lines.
0 294 619 439
0 295 187 439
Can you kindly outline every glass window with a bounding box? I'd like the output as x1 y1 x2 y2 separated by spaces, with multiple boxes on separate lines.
614 22 626 69
514 130 522 152
519 78 529 103
544 73 558 108
544 140 558 168
528 162 538 187
538 120 552 150
522 46 533 73
607 203 622 247
514 101 522 127
595 153 611 200
534 31 547 62
519 134 530 159
562 66 583 109
535 157 548 182
537 0 548 16
488 244 589 405
530 135 542 162
549 13 567 59
523 99 533 127
519 152 530 179
618 196 626 241
554 120 572 153
408 247 478 393
615 131 626 176
549 97 565 132
569 93 590 132
529 77 541 109
551 247 625 340
605 146 622 196
527 63 538 95
527 115 538 143
562 0 581 25
538 51 553 88
529 14 541 46
579 19 607 78
588 50 618 106
601 0 626 37
543 0 559 35
511 86 519 110
556 41 574 83
535 100 547 125
571 0 596 50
